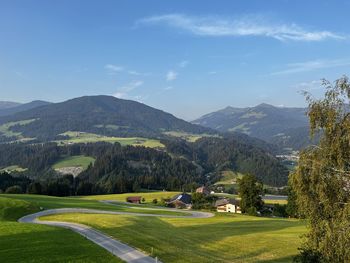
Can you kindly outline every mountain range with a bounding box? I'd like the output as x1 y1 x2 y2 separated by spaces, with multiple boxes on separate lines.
0 96 291 186
0 96 211 142
192 103 313 150
0 100 51 117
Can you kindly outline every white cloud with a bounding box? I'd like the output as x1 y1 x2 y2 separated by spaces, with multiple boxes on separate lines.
127 70 151 76
291 80 323 91
179 60 189 68
164 86 173 90
166 70 178 81
113 80 144 98
105 64 124 74
138 14 344 42
271 59 350 75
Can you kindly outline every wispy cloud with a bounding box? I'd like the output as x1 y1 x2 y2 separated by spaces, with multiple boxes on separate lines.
127 70 150 76
166 70 178 81
137 14 344 42
113 80 144 98
291 80 323 91
178 60 189 68
105 64 124 74
271 59 350 75
164 86 173 90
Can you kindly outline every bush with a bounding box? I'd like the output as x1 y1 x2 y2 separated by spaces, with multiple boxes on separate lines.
246 206 257 216
152 199 158 204
5 185 23 194
293 248 322 263
272 204 288 217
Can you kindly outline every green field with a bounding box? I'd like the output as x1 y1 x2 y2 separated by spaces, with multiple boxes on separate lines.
215 170 244 185
163 131 219 142
1 193 303 262
42 212 305 263
52 155 95 170
56 131 164 148
0 196 121 263
80 191 180 204
0 194 187 216
0 165 27 173
0 119 36 142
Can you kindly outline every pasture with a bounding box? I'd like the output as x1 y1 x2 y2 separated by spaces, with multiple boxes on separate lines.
56 131 164 148
0 196 122 263
42 212 305 263
52 155 95 170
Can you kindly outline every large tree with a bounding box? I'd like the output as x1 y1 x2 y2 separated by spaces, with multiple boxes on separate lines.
238 174 263 214
291 77 350 262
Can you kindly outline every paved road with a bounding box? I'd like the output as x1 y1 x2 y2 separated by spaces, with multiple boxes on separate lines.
18 206 213 263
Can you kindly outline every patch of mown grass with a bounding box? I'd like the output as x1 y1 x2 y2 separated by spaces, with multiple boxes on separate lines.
52 155 95 170
42 212 306 263
56 131 164 148
79 191 180 204
0 222 122 263
0 195 122 262
0 194 187 216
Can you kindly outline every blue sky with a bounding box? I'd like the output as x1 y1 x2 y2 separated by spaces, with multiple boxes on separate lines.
1 0 350 120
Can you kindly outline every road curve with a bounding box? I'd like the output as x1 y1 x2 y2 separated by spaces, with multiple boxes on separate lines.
18 205 214 263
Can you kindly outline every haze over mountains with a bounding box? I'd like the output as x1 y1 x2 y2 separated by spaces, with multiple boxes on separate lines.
0 100 51 117
193 103 313 150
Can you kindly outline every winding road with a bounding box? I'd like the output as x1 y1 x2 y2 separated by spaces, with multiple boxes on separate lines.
18 202 214 263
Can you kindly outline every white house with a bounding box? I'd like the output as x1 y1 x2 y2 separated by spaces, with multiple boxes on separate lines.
215 199 241 213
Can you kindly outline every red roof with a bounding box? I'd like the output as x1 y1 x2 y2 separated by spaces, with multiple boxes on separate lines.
126 196 142 201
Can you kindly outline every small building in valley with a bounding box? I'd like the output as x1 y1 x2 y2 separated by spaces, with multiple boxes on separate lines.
215 198 241 213
167 193 192 209
126 196 142 204
195 186 210 196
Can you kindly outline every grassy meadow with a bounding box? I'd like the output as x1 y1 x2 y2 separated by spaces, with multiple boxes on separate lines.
0 196 122 263
42 212 306 263
1 193 301 262
79 191 180 203
0 165 28 173
56 131 164 148
52 155 95 170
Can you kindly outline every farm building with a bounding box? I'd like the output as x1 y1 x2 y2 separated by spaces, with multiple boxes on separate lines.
215 198 241 213
126 196 142 204
167 193 192 209
195 186 210 196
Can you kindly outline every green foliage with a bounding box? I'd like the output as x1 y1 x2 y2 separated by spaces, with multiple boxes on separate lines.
191 192 216 209
5 185 23 194
291 76 350 262
286 185 299 218
272 204 288 217
238 174 264 213
163 135 289 186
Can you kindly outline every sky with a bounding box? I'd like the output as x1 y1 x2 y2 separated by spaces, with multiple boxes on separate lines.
1 0 350 120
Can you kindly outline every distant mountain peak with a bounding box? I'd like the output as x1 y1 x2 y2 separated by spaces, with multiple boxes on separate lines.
192 103 310 150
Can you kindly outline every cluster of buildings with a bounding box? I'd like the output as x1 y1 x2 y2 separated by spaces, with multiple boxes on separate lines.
125 186 241 213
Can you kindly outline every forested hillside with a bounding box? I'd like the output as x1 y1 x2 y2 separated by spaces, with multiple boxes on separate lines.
0 134 288 196
193 103 311 150
0 96 210 142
